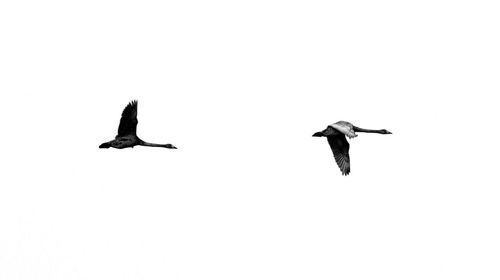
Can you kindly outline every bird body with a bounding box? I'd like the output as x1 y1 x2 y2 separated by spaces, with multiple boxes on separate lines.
99 135 139 149
313 121 391 175
329 121 358 139
99 100 177 149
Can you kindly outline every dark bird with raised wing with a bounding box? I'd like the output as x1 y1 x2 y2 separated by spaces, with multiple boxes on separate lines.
99 100 177 149
313 121 391 175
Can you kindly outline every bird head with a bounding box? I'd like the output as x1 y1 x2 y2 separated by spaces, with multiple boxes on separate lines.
164 144 177 149
381 129 392 134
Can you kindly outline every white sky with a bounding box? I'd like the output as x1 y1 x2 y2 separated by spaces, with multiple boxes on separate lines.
1 1 499 279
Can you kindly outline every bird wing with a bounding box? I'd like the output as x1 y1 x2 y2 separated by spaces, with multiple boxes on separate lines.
330 121 357 139
117 100 138 137
327 134 351 175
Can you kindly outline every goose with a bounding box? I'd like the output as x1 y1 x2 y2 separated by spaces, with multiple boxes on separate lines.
313 121 391 175
99 100 177 149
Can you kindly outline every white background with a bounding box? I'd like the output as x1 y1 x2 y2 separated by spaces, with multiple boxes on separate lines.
1 0 499 279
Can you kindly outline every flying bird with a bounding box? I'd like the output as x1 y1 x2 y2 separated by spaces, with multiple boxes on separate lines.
99 100 177 149
313 121 391 175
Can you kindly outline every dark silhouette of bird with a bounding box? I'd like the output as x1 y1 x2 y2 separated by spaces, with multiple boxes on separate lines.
313 121 391 175
99 100 177 149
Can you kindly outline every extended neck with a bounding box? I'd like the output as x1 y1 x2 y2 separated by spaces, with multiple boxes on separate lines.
353 127 386 134
139 140 177 149
139 141 167 148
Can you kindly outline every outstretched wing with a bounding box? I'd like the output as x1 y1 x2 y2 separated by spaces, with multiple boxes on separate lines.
326 134 351 175
117 100 138 137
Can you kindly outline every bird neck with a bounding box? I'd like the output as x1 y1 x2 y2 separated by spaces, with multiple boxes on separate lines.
139 141 166 148
354 127 386 134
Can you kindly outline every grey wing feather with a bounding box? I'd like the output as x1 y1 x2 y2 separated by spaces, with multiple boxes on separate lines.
117 100 138 137
327 134 351 175
330 121 357 139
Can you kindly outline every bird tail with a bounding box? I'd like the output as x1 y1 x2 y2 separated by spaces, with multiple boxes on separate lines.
99 142 111 148
312 131 324 137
